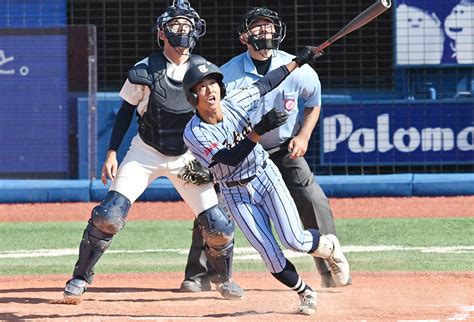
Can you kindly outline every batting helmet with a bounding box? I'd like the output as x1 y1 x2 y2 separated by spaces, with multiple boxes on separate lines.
183 62 226 107
237 7 286 51
153 0 206 50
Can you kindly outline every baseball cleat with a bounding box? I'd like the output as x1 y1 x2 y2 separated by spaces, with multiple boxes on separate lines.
64 278 88 298
216 279 244 300
297 289 317 315
312 234 350 287
179 279 212 292
320 272 353 288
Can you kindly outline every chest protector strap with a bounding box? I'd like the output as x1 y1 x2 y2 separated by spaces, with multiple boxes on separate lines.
128 53 206 156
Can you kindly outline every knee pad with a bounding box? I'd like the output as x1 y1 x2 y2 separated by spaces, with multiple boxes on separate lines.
197 205 234 249
91 190 131 234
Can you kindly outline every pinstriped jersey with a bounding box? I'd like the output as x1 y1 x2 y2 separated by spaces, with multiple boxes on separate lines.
183 85 268 184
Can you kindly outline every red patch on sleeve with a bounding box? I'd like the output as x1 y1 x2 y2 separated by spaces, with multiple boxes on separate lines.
204 142 219 156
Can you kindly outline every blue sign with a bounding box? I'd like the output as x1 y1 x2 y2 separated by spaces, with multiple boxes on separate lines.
395 0 474 65
0 30 69 175
321 102 474 165
0 0 66 28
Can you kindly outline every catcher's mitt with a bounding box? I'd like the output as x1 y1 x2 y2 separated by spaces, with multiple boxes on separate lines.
178 159 213 185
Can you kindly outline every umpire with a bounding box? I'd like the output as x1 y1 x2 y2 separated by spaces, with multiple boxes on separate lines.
181 7 350 290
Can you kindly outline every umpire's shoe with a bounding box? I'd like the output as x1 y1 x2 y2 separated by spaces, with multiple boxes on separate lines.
179 278 212 292
64 278 88 298
216 279 244 300
312 234 350 287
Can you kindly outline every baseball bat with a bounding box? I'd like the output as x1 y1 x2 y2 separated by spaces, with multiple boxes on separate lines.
312 0 391 56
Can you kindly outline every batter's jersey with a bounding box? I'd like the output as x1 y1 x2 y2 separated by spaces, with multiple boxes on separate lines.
183 86 269 185
221 50 322 150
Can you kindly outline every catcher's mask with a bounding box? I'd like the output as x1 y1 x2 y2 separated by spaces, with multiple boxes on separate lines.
183 61 226 107
153 0 206 51
237 7 286 51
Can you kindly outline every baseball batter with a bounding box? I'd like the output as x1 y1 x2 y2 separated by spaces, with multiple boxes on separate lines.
63 0 243 301
183 7 347 289
182 55 350 315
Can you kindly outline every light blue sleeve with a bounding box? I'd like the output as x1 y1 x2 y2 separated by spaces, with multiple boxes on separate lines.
224 86 261 113
297 65 322 108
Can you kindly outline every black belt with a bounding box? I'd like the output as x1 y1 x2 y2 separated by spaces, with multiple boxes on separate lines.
226 161 267 188
266 138 292 156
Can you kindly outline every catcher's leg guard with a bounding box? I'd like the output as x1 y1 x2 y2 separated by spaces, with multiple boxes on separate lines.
197 205 243 299
197 205 234 282
71 223 114 284
312 234 350 287
69 191 131 285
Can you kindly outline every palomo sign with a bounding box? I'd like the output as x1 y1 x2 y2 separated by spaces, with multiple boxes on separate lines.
321 102 473 165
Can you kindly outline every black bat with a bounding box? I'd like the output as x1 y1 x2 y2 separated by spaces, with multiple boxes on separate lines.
312 0 392 57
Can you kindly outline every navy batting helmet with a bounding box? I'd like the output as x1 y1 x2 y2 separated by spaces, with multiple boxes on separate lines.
237 7 286 51
183 61 226 107
153 0 206 50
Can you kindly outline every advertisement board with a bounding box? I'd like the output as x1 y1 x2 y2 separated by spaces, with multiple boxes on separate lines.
395 0 473 66
0 29 69 175
321 101 474 165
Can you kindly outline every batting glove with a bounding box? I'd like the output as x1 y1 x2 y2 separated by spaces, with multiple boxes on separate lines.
254 108 288 136
293 46 324 66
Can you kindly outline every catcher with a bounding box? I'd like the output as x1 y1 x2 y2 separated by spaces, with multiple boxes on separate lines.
62 0 243 302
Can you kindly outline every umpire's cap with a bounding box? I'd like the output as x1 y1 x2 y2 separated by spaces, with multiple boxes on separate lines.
183 61 226 107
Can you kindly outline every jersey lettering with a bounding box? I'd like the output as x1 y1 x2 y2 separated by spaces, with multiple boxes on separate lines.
223 118 252 149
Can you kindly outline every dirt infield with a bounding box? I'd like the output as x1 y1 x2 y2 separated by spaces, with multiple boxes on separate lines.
1 196 473 321
1 272 472 321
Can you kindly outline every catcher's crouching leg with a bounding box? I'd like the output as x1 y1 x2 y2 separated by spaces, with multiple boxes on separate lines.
197 205 244 300
64 191 131 299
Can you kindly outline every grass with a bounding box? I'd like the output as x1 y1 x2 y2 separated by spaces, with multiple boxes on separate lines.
0 217 473 275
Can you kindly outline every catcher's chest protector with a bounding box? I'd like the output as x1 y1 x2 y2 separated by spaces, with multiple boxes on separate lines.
139 53 205 156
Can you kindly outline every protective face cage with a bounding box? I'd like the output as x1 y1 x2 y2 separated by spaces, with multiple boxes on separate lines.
237 7 286 51
153 0 206 51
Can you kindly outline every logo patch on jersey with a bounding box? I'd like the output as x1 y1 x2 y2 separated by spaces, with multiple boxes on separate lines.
204 142 219 156
284 98 296 111
198 65 209 73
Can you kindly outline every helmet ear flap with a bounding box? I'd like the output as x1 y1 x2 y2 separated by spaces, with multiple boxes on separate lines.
186 92 198 107
220 83 226 99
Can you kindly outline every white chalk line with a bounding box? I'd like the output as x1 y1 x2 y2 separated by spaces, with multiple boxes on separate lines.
1 245 473 259
447 305 474 321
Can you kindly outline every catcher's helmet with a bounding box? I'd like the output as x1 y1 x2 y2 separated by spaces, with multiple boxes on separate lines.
237 7 286 51
153 0 206 50
183 61 226 107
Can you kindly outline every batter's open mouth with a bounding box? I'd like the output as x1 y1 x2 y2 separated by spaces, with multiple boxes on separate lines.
449 27 463 33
